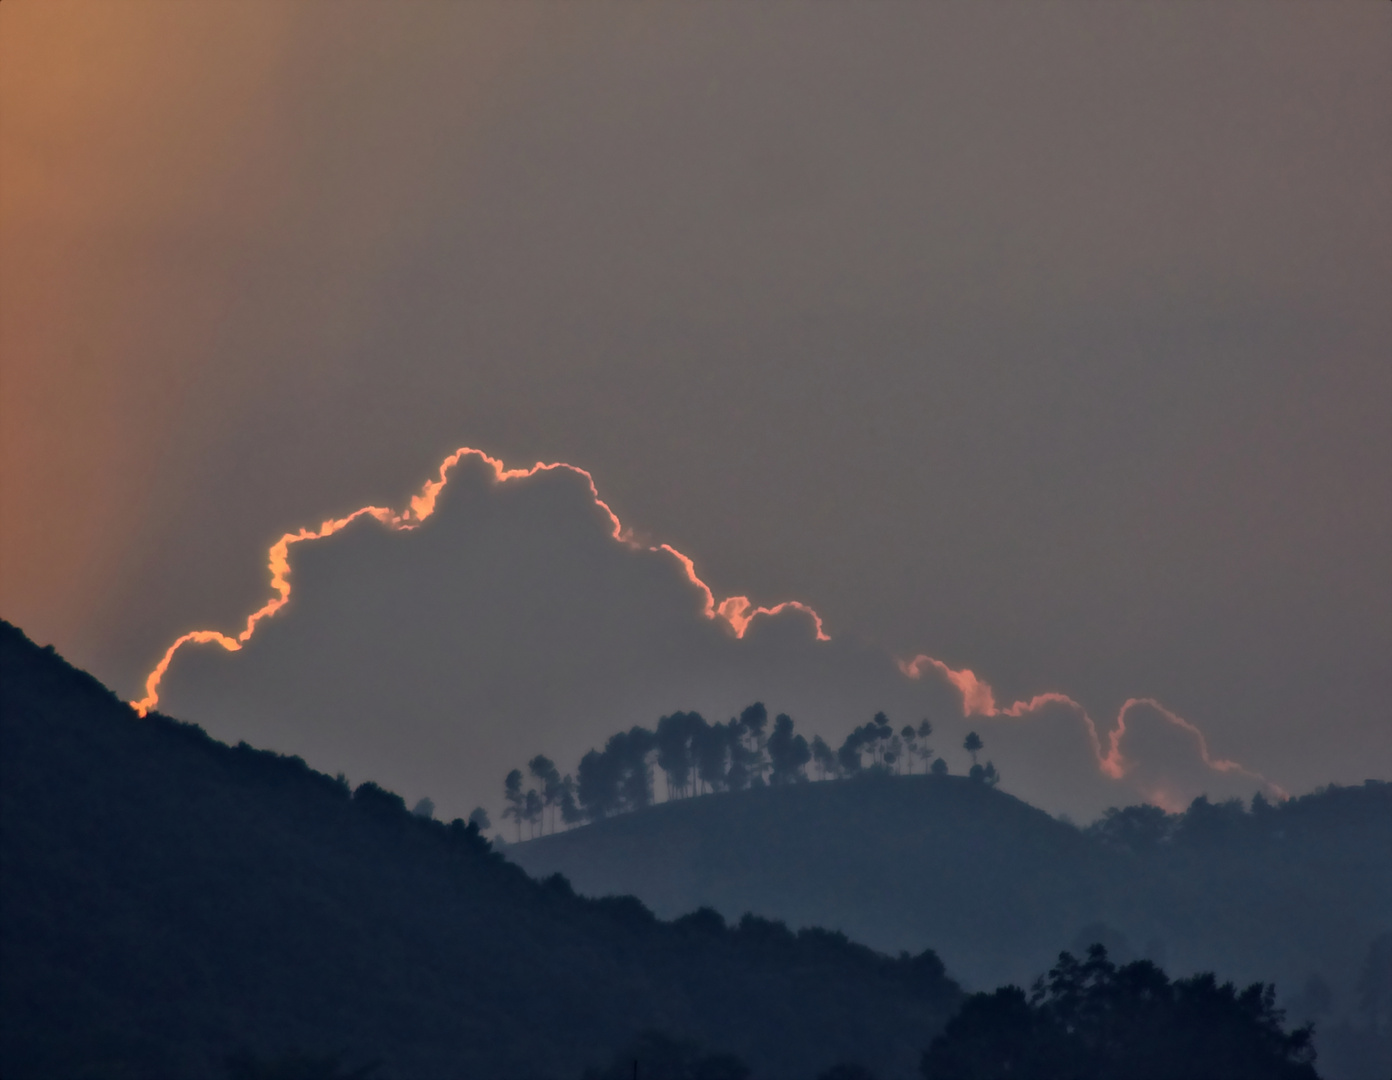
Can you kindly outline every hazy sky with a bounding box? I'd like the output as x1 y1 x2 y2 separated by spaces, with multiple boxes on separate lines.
3 2 1388 814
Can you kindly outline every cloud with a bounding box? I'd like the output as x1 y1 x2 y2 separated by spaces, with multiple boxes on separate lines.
151 449 1279 822
898 655 1281 812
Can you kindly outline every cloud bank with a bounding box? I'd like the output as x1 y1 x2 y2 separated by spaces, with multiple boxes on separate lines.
150 449 1279 822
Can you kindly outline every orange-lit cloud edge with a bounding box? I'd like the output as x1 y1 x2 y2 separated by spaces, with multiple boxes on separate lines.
132 447 1280 807
131 448 828 718
897 656 1284 809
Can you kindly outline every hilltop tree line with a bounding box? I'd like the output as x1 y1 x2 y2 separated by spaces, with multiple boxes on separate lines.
490 704 999 840
1083 781 1389 853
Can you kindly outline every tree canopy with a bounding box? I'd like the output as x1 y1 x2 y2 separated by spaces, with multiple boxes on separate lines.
921 945 1319 1080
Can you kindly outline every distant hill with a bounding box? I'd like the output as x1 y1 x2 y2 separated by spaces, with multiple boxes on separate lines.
0 621 962 1080
506 762 1392 1071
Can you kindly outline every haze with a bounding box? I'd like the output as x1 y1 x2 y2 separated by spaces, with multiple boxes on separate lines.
2 2 1389 810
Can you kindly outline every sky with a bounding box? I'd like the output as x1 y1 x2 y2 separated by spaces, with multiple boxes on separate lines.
2 2 1389 820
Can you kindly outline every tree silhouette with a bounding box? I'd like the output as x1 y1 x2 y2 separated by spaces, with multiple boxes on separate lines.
738 702 771 786
524 788 543 838
507 701 1014 826
575 727 661 820
901 726 920 773
884 732 904 773
921 945 1318 1080
1087 804 1174 852
915 720 935 772
970 761 999 787
616 726 657 810
837 715 892 775
871 712 893 767
577 748 620 820
837 725 867 775
656 711 704 799
528 754 562 833
1174 795 1248 847
503 768 526 841
466 806 490 832
558 774 584 825
410 797 435 820
722 705 769 791
768 713 811 785
695 719 732 793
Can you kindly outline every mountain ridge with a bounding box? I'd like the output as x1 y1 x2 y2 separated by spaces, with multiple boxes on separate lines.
0 619 960 1080
505 758 1392 1016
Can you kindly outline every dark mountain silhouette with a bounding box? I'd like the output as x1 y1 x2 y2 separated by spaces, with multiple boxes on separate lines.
506 766 1391 1078
2 619 1379 1078
0 621 962 1080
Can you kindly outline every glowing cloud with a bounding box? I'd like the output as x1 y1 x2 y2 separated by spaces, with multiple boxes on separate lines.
897 654 1283 804
133 448 828 716
135 445 1276 814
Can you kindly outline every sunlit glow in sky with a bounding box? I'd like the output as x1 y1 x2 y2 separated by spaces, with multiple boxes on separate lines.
3 2 1388 803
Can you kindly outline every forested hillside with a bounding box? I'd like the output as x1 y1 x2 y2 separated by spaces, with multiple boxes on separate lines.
2 619 1383 1078
0 621 961 1080
507 763 1391 1078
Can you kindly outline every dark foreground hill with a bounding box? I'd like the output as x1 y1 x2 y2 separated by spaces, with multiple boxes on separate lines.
506 762 1392 1078
0 621 962 1080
